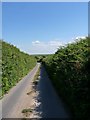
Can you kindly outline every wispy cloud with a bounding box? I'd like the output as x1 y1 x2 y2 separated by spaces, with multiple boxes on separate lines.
32 40 40 45
32 40 63 46
75 36 86 40
31 40 63 54
16 36 87 55
67 36 87 44
48 40 62 46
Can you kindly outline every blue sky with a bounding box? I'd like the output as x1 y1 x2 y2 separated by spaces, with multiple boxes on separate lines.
2 2 88 54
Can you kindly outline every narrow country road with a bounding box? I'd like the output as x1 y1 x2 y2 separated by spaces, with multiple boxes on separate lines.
1 63 71 119
34 65 71 118
2 63 40 118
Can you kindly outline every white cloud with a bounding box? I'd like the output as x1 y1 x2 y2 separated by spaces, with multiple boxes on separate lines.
32 40 63 46
48 40 62 46
30 40 63 54
32 40 40 44
16 36 87 55
75 36 86 40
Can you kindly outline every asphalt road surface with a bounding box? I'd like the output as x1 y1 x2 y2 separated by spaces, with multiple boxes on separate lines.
35 65 71 118
1 63 71 119
2 63 40 118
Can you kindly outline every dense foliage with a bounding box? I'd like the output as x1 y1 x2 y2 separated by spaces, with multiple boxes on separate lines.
43 37 89 118
2 41 36 96
35 55 49 62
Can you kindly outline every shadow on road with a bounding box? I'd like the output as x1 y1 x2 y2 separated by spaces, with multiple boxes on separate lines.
34 65 71 118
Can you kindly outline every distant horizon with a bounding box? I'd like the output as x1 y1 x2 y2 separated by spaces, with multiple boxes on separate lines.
2 35 87 55
2 2 88 54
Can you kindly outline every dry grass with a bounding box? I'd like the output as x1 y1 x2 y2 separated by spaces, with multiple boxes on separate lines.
33 66 40 82
23 66 41 118
33 66 40 86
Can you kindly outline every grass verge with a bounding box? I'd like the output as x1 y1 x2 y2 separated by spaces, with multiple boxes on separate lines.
33 66 41 86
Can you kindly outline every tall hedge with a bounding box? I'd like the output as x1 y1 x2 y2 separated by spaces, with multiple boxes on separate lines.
2 40 36 95
43 37 89 118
